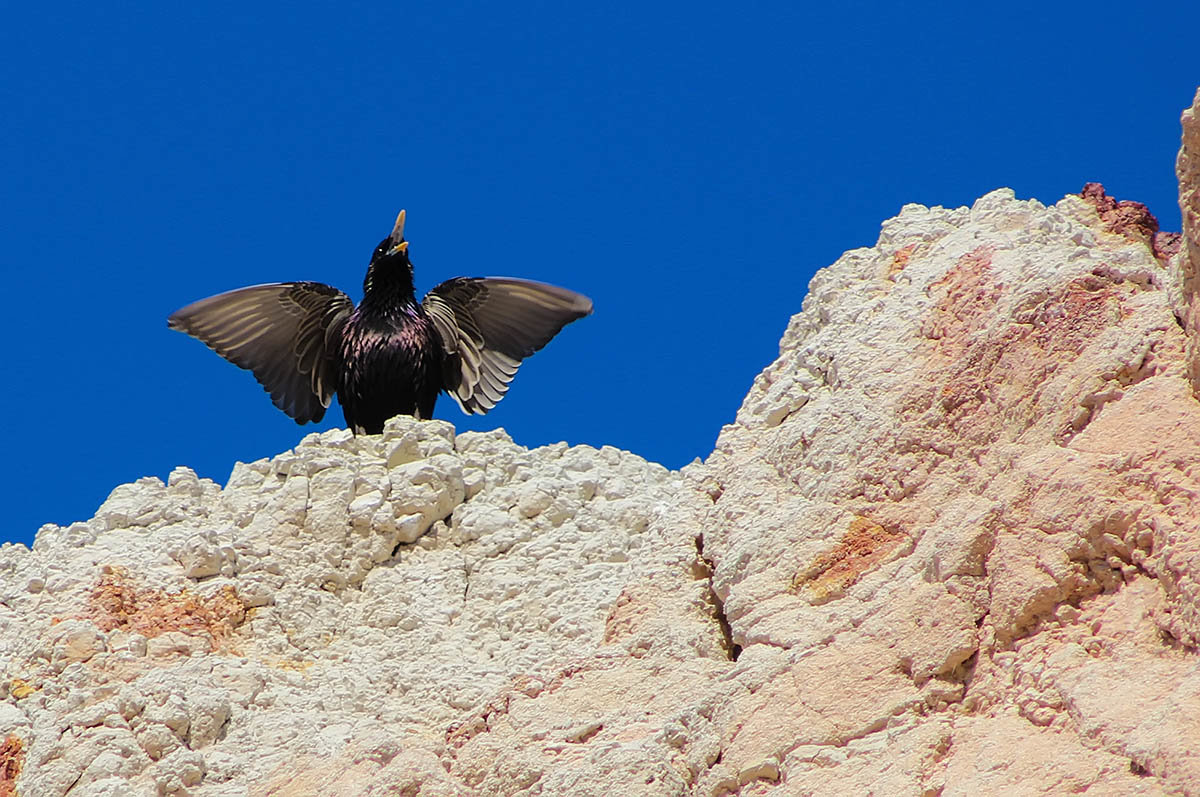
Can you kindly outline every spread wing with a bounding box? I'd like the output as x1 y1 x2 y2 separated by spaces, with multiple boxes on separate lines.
422 277 592 414
168 282 354 424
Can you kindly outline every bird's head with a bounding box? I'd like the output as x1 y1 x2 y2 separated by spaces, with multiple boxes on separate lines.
371 209 410 263
362 209 417 299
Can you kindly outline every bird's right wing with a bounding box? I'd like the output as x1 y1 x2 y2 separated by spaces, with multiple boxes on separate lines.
168 282 354 424
422 277 593 414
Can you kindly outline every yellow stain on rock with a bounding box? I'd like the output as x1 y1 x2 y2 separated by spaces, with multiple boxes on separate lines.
8 679 33 700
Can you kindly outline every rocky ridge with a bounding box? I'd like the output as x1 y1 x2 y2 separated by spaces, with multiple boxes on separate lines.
2 89 1200 795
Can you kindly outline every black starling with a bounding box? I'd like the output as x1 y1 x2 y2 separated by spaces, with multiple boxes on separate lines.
168 210 592 433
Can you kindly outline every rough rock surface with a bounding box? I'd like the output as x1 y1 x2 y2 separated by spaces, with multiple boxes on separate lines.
4 91 1200 795
1178 87 1200 389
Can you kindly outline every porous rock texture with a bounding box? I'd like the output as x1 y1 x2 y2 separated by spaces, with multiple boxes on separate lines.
4 90 1200 796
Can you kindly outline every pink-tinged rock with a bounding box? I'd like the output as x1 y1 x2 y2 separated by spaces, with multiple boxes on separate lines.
1176 88 1200 389
689 109 1200 786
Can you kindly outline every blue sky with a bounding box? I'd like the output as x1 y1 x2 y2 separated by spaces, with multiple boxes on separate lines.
3 2 1198 547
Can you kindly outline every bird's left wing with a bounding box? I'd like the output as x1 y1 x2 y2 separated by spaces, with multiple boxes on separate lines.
422 277 592 414
168 282 354 424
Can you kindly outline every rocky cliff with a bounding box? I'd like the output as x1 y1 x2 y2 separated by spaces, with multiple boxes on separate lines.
3 90 1200 796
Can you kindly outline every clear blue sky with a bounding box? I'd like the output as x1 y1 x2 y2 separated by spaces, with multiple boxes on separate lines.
3 2 1197 547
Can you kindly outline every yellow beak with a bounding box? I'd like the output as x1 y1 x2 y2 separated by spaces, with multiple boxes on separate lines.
387 209 408 256
391 209 406 241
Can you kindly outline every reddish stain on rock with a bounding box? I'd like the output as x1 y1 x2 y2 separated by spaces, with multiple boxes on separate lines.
923 246 1000 348
0 735 24 797
889 244 917 275
794 517 909 603
82 567 246 650
1155 231 1183 259
445 673 558 750
913 255 1127 446
1031 277 1121 355
1080 182 1176 260
603 586 640 643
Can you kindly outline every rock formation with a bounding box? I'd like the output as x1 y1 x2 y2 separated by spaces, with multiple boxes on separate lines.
3 88 1200 795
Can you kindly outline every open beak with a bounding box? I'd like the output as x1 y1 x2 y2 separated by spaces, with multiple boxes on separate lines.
387 209 408 255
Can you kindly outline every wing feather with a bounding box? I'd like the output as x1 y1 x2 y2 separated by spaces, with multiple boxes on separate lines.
422 277 592 415
168 282 354 424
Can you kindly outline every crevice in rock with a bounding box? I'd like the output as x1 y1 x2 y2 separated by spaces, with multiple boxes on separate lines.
694 535 741 661
923 728 954 796
953 650 981 697
1060 344 1153 435
461 560 471 609
62 768 83 796
1157 625 1199 654
1088 263 1161 292
1058 385 1126 444
827 715 893 748
989 528 1150 652
1117 344 1162 387
566 722 602 743
387 509 455 562
731 771 782 796
215 712 232 744
301 474 312 534
708 759 781 797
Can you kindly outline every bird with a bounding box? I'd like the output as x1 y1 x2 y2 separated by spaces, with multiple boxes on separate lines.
168 210 592 434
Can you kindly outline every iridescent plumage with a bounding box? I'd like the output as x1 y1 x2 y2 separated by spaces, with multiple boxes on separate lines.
168 211 592 433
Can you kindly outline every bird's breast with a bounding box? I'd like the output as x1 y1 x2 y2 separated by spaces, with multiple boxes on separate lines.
338 309 441 394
